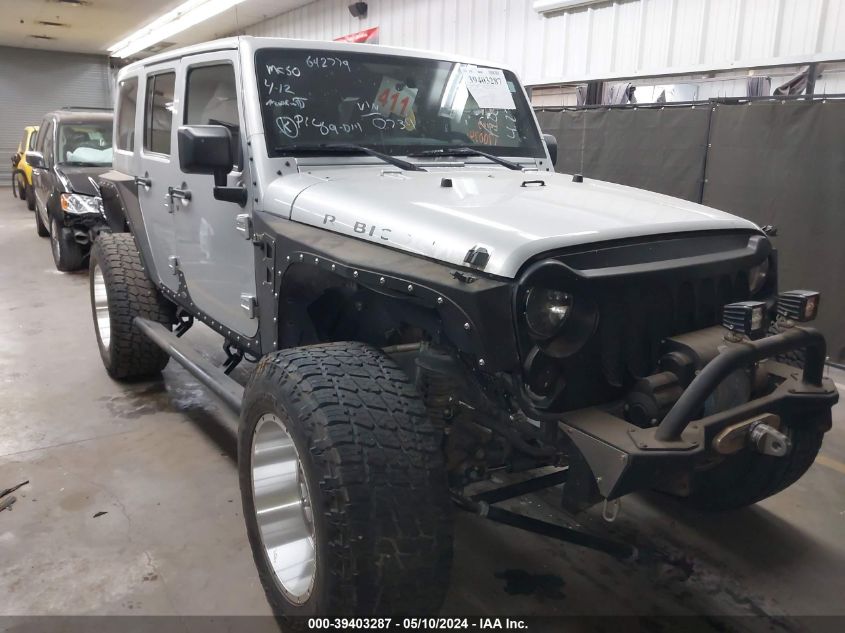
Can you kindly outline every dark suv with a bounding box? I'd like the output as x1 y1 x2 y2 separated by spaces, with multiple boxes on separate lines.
27 108 114 271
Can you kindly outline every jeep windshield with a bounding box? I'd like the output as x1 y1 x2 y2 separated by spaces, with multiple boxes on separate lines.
58 122 113 167
256 48 544 159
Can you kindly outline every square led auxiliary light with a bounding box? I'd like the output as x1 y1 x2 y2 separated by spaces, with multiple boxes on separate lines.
777 290 820 322
722 300 768 340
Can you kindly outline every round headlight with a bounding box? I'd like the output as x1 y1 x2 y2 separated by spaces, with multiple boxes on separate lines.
524 288 573 339
748 258 770 295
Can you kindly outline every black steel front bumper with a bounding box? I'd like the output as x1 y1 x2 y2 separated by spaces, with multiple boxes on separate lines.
560 327 839 500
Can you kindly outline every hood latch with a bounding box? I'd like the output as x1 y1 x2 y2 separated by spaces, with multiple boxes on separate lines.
463 246 490 270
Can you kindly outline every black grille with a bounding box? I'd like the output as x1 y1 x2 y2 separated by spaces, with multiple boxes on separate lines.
595 270 750 386
518 230 771 412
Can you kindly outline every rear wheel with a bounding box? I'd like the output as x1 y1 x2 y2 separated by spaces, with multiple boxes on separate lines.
239 342 453 620
89 233 174 380
50 218 84 272
683 415 828 511
35 209 48 237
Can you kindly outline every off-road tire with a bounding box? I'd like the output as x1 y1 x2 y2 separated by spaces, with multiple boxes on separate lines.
683 415 828 511
35 209 48 237
25 184 35 211
16 177 26 201
51 218 84 272
239 342 453 621
89 233 174 380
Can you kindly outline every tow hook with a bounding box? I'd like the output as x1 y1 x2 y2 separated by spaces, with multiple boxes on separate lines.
712 413 791 456
749 422 791 457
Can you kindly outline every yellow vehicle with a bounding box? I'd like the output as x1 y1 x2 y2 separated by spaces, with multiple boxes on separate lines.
11 125 39 210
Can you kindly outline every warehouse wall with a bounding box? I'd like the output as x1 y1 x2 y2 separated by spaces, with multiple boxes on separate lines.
0 46 111 183
241 0 845 87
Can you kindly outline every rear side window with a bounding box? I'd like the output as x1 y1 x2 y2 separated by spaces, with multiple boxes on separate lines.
143 71 176 154
36 121 50 153
184 64 241 168
40 122 54 164
116 77 139 151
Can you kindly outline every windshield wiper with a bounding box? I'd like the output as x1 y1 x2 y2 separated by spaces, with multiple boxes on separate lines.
274 143 425 172
407 147 523 171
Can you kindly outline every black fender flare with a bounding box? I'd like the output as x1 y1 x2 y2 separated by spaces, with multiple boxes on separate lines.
98 178 129 233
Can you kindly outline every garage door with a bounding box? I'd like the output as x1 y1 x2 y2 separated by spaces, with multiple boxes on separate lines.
0 45 111 184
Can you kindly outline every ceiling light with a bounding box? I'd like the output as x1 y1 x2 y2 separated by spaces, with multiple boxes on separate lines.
37 20 69 27
29 34 56 40
108 0 246 59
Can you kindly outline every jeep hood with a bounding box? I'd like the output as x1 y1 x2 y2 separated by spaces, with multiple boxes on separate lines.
273 168 760 279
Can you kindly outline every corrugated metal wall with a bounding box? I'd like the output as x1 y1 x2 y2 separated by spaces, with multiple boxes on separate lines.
242 0 845 86
0 46 111 183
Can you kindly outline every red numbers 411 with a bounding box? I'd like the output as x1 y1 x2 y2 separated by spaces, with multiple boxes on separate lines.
377 88 411 117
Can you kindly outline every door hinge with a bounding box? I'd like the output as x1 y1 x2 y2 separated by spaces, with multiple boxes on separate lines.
235 213 253 240
240 294 257 319
168 255 180 273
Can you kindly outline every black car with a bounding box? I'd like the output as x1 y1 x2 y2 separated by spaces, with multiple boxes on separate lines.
27 108 114 271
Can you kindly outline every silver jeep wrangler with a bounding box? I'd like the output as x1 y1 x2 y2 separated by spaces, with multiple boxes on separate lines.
92 36 837 619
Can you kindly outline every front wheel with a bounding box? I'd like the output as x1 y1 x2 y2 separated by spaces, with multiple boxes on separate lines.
239 342 453 620
50 218 84 272
25 184 35 211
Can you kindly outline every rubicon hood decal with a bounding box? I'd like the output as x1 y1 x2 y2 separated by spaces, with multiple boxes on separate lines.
273 168 760 279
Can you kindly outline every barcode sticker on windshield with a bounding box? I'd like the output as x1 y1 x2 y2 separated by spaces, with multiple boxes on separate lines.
464 66 516 110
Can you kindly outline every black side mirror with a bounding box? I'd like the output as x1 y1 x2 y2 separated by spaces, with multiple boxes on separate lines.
178 125 234 184
543 134 558 167
26 151 46 169
178 125 246 206
12 152 20 166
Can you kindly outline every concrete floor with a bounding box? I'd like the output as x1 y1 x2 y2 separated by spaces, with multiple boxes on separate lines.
1 191 844 630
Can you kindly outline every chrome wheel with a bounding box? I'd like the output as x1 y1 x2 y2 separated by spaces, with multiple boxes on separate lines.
92 263 111 350
251 413 316 603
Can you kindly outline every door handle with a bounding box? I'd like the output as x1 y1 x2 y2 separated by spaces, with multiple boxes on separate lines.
135 176 151 189
167 186 192 201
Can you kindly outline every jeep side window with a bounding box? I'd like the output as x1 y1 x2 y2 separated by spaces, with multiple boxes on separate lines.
143 71 176 155
28 130 37 151
116 77 139 152
184 64 242 169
